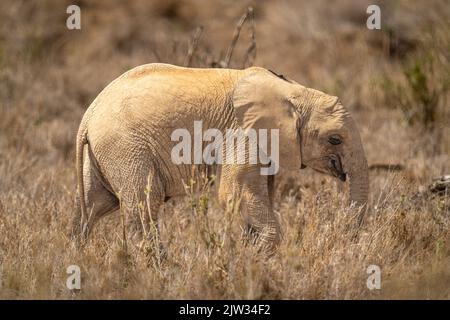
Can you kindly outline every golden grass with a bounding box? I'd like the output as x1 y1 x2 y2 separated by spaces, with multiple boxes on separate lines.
0 0 449 299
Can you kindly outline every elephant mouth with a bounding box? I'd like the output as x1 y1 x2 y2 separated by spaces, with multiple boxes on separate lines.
329 155 346 182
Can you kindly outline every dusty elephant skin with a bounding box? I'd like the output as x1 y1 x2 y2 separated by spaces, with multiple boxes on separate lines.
74 63 368 250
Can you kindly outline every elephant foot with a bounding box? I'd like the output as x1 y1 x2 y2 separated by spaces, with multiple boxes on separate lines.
243 223 280 256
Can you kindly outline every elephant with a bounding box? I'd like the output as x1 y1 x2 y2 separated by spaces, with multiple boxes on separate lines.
74 63 368 250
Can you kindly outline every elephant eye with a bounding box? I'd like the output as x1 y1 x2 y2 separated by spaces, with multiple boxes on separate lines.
328 135 342 145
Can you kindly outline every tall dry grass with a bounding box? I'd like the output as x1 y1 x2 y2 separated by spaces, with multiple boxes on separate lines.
0 0 449 299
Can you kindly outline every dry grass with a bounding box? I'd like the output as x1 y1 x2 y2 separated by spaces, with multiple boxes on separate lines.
0 0 449 299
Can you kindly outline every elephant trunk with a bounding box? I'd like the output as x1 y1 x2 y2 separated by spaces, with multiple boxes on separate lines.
345 123 369 209
347 151 369 207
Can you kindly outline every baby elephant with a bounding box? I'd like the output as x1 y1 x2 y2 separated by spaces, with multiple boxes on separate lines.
74 63 368 250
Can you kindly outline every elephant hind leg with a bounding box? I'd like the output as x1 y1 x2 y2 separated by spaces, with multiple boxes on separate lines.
119 167 165 247
72 146 119 243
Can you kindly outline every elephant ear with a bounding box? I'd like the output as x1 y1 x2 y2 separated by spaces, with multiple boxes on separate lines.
232 70 302 171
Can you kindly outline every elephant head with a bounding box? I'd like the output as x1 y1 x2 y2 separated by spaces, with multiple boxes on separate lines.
293 89 369 207
233 68 369 207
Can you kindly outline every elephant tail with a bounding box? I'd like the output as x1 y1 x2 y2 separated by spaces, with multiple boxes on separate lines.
76 117 89 226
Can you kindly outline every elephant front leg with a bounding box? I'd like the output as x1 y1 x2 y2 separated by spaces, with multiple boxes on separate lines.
219 165 281 252
242 188 281 251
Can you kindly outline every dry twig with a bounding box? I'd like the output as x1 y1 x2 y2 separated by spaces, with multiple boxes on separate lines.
218 6 256 68
184 26 204 67
369 163 405 171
